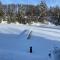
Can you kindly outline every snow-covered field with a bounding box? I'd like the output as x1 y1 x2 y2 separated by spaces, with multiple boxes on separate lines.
0 24 60 60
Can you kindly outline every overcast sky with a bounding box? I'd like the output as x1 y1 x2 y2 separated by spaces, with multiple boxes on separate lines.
0 0 60 7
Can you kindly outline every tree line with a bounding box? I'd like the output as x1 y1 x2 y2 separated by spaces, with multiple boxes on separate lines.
0 1 60 25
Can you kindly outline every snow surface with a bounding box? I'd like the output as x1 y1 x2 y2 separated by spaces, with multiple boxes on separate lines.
0 24 60 60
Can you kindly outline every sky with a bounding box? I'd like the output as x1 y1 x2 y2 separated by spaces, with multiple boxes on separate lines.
0 0 60 7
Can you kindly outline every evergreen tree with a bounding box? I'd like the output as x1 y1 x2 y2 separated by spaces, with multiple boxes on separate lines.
38 1 48 23
0 2 4 23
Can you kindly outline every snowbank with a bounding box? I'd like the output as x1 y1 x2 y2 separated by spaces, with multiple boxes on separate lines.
0 24 59 60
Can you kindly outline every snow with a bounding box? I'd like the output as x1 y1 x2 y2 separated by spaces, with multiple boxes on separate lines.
31 22 41 26
1 20 7 24
31 22 55 27
0 24 60 60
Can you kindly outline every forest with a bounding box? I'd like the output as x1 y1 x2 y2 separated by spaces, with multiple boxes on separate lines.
0 1 60 25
